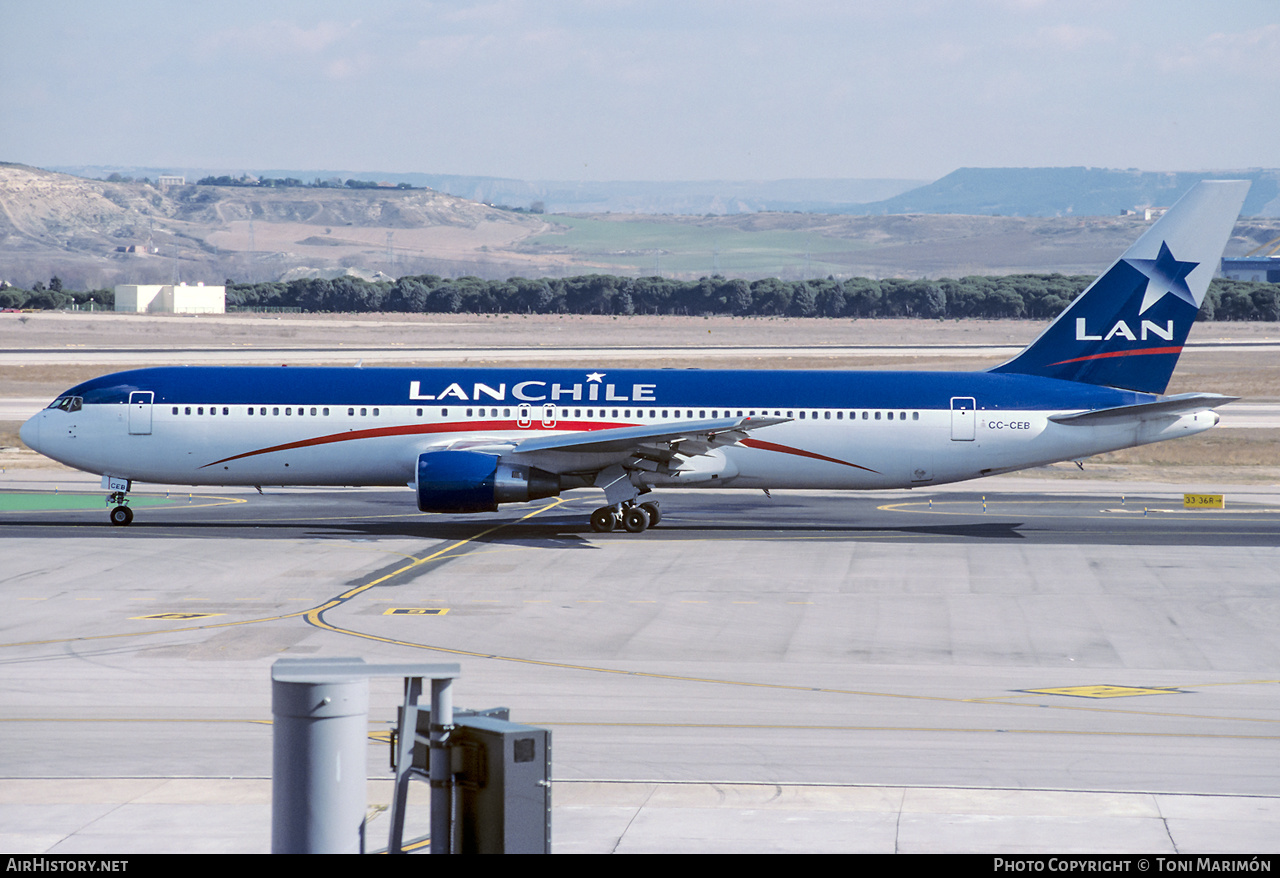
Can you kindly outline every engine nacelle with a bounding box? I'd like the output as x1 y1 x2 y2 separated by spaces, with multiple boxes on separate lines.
415 450 561 513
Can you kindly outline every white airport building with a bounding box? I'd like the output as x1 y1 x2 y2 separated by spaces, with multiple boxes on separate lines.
114 282 226 313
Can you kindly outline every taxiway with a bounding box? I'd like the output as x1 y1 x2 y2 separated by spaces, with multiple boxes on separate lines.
1 473 1278 852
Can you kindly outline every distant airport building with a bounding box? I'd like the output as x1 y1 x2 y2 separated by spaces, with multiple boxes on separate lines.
1119 207 1168 220
114 282 225 313
157 175 185 186
1221 257 1280 283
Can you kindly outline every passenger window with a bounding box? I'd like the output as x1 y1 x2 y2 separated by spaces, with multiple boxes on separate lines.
172 407 178 415
875 411 881 420
198 407 204 415
323 408 330 416
888 412 894 420
912 412 919 421
185 407 191 415
273 408 280 416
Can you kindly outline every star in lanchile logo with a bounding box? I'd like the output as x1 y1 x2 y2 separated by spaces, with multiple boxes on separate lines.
586 372 605 382
1126 240 1200 315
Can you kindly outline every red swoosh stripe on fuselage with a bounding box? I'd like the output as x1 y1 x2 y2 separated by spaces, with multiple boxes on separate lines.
1046 346 1182 368
201 419 879 474
740 438 879 473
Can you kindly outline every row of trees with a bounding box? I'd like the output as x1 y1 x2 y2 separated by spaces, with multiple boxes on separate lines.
3 273 1280 321
195 175 416 190
223 273 1280 321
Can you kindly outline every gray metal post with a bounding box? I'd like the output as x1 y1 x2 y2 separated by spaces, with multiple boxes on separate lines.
388 675 422 854
430 676 454 854
271 658 371 854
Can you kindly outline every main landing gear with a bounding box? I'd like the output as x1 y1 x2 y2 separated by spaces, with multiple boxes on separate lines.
107 490 133 527
589 500 661 534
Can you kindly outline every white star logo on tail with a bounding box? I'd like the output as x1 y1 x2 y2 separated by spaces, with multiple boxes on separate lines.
1127 241 1200 315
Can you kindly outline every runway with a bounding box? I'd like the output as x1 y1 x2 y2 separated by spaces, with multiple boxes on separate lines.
1 473 1278 852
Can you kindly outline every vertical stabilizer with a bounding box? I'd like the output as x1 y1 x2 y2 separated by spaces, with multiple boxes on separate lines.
991 180 1249 394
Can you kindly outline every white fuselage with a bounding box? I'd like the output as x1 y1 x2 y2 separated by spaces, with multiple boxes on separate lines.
22 394 1219 493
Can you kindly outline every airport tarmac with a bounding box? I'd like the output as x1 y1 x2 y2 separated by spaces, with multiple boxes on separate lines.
1 471 1278 853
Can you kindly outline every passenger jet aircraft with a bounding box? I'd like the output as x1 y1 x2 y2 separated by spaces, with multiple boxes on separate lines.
19 180 1249 533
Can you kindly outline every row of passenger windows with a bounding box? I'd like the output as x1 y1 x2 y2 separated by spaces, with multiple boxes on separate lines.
462 408 920 421
170 405 919 421
172 406 382 417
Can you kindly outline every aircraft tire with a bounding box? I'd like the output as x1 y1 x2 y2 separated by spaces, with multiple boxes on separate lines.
640 501 661 527
590 507 617 533
110 505 133 527
622 506 649 534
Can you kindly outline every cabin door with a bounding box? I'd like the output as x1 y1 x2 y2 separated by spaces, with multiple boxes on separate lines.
950 397 975 441
128 391 154 435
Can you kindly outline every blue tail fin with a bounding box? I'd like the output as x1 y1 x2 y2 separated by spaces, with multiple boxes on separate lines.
991 180 1249 394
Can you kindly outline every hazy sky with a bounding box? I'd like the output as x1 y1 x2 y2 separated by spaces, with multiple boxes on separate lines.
3 1 1277 182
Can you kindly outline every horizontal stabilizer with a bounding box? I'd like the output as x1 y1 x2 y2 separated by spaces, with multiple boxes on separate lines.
1048 392 1238 425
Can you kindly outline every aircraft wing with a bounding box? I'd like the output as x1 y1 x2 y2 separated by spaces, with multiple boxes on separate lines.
1048 392 1238 425
497 415 790 475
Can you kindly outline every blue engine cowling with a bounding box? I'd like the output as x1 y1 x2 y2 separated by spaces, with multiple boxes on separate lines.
415 450 561 513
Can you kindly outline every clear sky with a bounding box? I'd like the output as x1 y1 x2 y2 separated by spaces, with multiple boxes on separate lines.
3 0 1277 182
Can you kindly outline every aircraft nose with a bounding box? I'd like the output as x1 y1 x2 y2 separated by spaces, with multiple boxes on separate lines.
19 413 40 452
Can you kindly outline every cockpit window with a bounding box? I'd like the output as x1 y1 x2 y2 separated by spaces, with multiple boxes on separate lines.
47 396 83 412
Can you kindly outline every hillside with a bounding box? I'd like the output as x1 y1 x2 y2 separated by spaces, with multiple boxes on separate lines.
0 163 556 289
848 167 1280 218
3 164 1279 289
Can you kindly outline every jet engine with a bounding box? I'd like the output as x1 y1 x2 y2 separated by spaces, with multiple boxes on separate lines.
415 450 561 513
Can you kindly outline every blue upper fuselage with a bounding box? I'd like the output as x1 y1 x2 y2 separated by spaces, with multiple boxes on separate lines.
58 366 1150 411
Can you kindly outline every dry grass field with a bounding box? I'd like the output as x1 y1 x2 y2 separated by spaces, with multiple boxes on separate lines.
2 312 1277 481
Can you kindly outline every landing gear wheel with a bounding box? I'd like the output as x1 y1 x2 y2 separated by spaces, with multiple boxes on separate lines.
639 501 661 527
590 506 617 533
622 506 650 534
110 505 133 527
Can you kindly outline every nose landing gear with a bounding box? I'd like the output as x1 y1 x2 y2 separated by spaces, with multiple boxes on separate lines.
103 477 134 526
109 501 134 526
